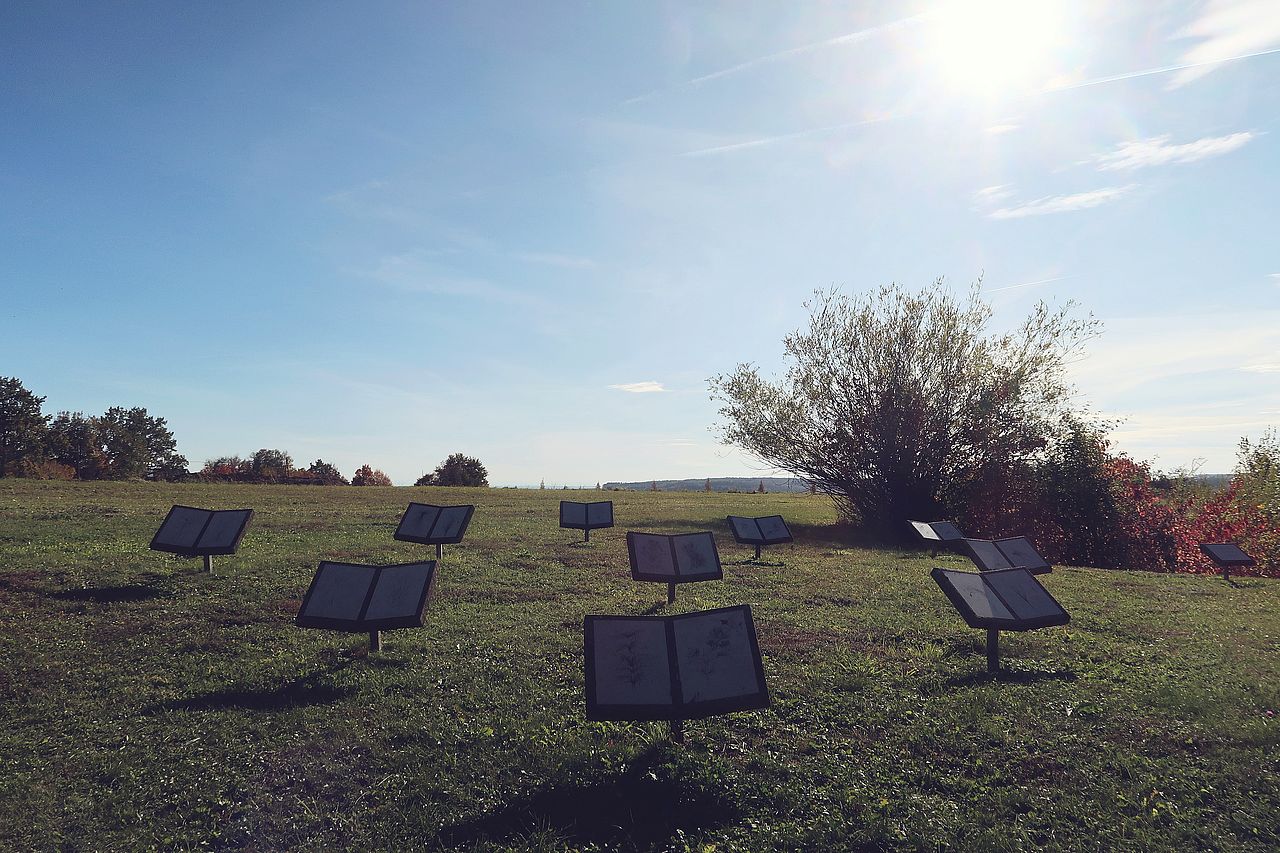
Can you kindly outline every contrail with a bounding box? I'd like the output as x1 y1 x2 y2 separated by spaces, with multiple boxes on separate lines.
1044 45 1280 94
983 275 1070 293
624 15 922 105
679 114 902 157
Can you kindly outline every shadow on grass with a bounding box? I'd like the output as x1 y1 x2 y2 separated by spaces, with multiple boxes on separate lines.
434 746 741 850
50 584 166 603
147 664 354 713
945 668 1077 689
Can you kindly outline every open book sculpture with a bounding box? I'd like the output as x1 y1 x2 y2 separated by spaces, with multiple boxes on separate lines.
961 536 1052 574
627 531 723 605
726 515 793 559
932 566 1070 672
560 500 614 542
908 520 965 556
296 560 436 652
393 503 474 559
584 604 769 741
1198 543 1256 581
150 505 254 572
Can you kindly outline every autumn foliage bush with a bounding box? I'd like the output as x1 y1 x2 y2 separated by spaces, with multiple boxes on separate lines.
961 424 1279 577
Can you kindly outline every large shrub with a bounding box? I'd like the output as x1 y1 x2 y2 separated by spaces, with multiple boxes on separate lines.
710 280 1100 538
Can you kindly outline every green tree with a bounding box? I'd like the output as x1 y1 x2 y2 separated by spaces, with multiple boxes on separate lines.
47 412 105 479
710 280 1101 538
0 377 49 477
250 448 294 483
705 477 713 493
1236 428 1280 522
352 464 392 486
307 459 349 485
416 453 488 487
95 406 187 480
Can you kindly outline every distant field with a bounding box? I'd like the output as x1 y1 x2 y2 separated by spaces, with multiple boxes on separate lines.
1 481 1276 851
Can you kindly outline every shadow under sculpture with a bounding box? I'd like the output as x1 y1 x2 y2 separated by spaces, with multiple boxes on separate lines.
561 500 614 543
150 505 254 573
1198 543 1255 582
296 560 436 652
726 515 793 560
908 520 965 557
394 502 474 561
627 531 723 605
931 566 1070 673
961 535 1052 575
584 604 769 742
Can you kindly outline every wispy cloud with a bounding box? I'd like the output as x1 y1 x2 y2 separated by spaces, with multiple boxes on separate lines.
985 185 1136 220
973 185 1015 207
624 16 921 105
1095 132 1257 171
983 275 1069 293
516 252 597 269
609 381 666 393
985 123 1020 135
1241 363 1280 373
1269 273 1280 284
351 251 536 305
1169 0 1280 87
680 113 901 157
1044 47 1280 94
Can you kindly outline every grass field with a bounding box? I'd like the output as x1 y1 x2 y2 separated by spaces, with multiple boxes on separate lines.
1 480 1277 851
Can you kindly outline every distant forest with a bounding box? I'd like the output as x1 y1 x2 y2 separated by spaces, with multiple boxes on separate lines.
603 477 811 493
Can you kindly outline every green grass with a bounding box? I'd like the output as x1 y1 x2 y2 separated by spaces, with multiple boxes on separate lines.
1 480 1277 851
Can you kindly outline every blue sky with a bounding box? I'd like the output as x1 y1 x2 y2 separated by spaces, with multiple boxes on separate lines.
2 0 1277 485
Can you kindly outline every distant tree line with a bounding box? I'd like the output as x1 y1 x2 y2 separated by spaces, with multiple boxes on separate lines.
0 377 187 480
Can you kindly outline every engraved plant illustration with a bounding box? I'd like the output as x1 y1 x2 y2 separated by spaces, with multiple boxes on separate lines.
612 627 646 689
682 617 734 702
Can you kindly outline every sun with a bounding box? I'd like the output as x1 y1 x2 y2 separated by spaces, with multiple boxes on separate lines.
921 0 1070 100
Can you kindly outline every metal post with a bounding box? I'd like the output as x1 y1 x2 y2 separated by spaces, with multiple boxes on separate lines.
436 543 443 562
369 630 382 653
667 582 676 605
754 544 762 561
670 719 684 743
203 554 213 573
585 528 590 543
986 628 1000 673
1223 565 1230 582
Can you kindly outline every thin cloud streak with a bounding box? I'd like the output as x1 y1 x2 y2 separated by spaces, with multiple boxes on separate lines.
608 381 667 393
680 114 902 157
1170 0 1280 87
983 275 1069 293
987 185 1136 220
1043 45 1280 94
624 16 921 105
1095 132 1257 171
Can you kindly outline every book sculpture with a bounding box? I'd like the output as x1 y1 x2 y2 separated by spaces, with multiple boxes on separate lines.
150 505 254 572
296 560 436 652
627 531 723 605
909 520 965 557
584 604 769 742
393 503 475 560
961 536 1052 574
560 500 614 542
727 515 793 560
931 567 1070 672
1198 543 1256 581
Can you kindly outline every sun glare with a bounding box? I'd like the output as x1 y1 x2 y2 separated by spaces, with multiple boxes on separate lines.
922 0 1069 99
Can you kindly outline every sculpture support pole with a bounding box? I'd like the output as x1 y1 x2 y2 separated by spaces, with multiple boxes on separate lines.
370 630 382 653
754 544 762 561
436 543 443 562
667 583 676 605
203 555 213 573
585 528 590 543
670 719 684 743
986 628 1000 673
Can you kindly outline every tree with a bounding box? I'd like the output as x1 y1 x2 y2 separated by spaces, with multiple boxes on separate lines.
650 480 658 491
307 459 349 485
47 412 106 479
710 280 1101 539
95 406 187 480
250 448 294 483
756 480 766 493
705 477 713 492
1236 428 1279 523
416 453 488 487
201 455 249 481
0 377 49 477
352 464 392 486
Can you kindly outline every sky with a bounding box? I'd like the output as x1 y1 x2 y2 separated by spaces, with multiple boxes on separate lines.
2 0 1278 486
